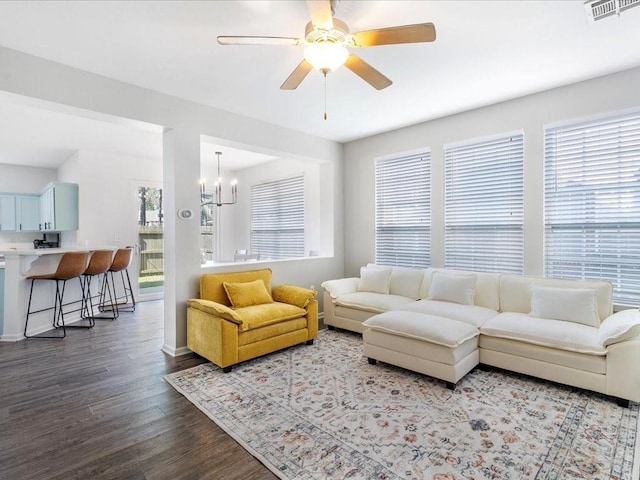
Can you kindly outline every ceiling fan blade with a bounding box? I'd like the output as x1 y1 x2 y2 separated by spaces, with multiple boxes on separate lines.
217 36 302 46
344 53 392 90
305 0 334 30
280 60 314 90
351 23 436 47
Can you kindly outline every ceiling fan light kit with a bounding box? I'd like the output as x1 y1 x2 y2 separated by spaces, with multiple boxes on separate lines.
217 0 436 91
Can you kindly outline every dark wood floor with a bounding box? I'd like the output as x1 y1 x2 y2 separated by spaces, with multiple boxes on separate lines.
0 300 278 480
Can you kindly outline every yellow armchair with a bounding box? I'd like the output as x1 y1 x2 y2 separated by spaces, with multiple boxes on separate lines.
187 268 318 372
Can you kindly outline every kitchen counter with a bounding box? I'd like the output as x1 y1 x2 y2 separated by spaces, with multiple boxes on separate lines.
1 246 116 341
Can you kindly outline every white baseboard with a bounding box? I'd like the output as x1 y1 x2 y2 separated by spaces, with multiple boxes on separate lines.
162 344 192 357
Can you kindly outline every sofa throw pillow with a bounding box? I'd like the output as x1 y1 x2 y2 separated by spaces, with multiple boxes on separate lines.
530 286 599 327
597 308 640 346
428 271 477 305
223 279 274 308
357 266 392 294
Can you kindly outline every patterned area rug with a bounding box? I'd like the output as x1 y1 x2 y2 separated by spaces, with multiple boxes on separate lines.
165 330 640 479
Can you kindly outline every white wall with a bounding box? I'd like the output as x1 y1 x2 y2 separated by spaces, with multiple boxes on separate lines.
343 66 640 277
68 150 162 248
230 157 326 261
0 45 344 354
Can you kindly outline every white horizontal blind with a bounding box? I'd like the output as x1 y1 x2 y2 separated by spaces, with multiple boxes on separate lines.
544 111 640 305
444 133 524 273
375 152 430 268
250 175 304 259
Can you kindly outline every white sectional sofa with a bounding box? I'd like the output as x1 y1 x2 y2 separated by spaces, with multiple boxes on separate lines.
322 265 640 405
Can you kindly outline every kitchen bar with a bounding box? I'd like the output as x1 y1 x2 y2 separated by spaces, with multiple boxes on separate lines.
0 247 115 341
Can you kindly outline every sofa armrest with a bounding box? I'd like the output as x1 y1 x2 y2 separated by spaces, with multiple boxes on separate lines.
272 284 317 308
597 308 640 346
321 277 359 299
187 298 243 325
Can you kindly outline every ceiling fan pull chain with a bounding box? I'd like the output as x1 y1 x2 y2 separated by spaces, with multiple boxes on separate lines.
323 71 328 120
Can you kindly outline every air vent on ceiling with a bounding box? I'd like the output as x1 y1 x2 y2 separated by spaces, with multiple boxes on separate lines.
584 0 640 22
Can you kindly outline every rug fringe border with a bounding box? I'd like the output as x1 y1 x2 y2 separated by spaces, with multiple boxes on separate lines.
634 419 640 480
163 372 289 480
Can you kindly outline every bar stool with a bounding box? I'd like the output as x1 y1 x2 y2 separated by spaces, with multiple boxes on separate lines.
24 251 90 339
81 249 116 322
99 247 136 317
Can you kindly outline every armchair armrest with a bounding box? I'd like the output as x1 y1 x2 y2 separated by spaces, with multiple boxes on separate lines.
272 284 317 308
598 308 640 346
321 277 359 299
187 298 243 325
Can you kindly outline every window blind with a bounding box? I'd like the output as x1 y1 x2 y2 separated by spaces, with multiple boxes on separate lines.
444 133 524 273
375 152 431 268
544 110 640 305
250 175 304 260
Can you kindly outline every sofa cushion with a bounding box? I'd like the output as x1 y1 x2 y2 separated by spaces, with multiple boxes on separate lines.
479 336 607 374
358 266 392 294
530 286 600 327
480 312 606 355
428 271 477 305
363 311 479 348
366 264 425 300
335 292 415 313
420 268 500 311
398 299 498 328
597 308 640 346
389 266 425 300
499 274 612 322
200 268 272 306
234 302 307 331
224 279 274 308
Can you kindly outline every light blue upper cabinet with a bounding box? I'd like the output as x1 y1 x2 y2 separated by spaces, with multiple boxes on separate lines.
0 194 16 231
15 195 40 232
40 183 79 232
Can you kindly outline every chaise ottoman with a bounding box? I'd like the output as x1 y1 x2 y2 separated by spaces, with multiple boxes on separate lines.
362 310 480 388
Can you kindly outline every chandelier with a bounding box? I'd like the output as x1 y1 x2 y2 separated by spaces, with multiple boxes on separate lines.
200 151 237 207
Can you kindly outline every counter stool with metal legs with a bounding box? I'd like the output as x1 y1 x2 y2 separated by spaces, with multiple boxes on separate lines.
81 249 116 322
99 247 136 317
24 251 90 339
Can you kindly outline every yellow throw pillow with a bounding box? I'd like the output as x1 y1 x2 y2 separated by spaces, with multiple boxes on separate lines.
223 279 274 308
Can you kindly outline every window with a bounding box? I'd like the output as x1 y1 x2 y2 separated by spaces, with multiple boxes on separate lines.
544 110 640 305
375 152 430 267
444 133 524 273
250 175 304 259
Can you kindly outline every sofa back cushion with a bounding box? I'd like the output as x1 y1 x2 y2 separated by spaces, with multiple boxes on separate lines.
389 266 426 300
419 268 500 311
499 274 612 321
428 271 477 305
200 268 272 306
358 266 393 294
365 264 426 300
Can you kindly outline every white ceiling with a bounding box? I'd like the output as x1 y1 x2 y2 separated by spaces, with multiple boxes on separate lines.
0 0 639 169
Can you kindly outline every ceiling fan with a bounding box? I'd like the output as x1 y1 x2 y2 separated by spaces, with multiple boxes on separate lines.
217 0 436 91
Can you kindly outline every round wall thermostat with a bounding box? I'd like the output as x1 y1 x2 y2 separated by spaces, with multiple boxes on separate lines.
177 208 194 219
